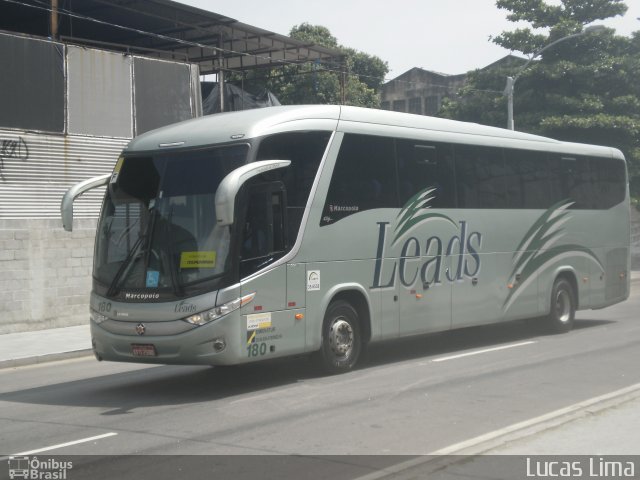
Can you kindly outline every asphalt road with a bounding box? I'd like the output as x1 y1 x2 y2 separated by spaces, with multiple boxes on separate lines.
1 288 639 478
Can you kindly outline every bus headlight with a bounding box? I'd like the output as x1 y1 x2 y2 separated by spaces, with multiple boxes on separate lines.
90 308 109 325
183 293 255 326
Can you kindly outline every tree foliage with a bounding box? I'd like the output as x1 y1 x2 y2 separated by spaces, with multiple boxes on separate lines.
440 0 640 196
228 23 388 109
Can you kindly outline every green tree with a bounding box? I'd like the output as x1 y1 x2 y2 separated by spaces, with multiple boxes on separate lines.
229 23 388 108
440 0 640 196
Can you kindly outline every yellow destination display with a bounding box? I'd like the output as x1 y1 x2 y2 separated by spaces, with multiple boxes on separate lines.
180 251 216 269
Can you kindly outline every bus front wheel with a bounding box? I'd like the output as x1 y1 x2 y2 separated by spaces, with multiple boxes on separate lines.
318 300 362 374
547 278 575 333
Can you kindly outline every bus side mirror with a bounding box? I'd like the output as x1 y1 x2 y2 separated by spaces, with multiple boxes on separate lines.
215 160 291 226
61 173 111 232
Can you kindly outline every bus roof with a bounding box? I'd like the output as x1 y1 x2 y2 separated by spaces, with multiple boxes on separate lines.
125 105 622 159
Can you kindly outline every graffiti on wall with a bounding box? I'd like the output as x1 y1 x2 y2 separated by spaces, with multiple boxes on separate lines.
0 136 29 178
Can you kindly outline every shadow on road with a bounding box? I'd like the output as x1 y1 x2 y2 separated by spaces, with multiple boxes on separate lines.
0 316 613 412
365 317 613 368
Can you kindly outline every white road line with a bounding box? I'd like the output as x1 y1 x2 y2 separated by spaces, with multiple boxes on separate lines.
431 340 536 362
9 432 118 457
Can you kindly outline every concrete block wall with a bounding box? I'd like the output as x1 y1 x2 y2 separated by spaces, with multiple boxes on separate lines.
0 218 97 333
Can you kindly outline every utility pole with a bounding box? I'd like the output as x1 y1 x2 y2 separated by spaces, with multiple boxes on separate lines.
218 36 225 113
504 25 606 130
51 0 59 40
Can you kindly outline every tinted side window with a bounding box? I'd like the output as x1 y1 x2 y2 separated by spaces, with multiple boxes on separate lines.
551 155 593 209
455 145 507 208
504 149 555 209
396 140 455 208
321 134 397 225
592 157 626 209
257 131 330 239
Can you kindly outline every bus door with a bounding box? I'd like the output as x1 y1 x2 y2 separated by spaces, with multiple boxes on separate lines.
239 181 306 357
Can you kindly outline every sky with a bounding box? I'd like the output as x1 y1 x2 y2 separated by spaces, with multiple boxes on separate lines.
180 0 639 80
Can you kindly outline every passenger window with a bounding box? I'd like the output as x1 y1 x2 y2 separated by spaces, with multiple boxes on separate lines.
504 149 554 209
555 155 593 209
455 145 507 208
396 140 455 207
591 157 626 209
257 131 330 242
321 134 398 225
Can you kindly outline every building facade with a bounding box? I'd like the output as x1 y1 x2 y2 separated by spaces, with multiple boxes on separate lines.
0 31 201 333
381 56 526 117
381 67 466 116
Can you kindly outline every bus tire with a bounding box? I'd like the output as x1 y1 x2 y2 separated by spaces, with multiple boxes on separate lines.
318 300 362 374
547 278 575 333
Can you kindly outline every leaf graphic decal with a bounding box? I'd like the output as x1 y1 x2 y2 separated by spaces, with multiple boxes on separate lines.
392 187 456 245
502 200 603 312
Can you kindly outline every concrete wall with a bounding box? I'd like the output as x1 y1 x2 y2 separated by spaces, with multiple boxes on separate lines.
0 218 97 333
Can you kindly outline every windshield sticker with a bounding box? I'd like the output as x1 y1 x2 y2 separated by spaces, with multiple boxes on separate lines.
247 312 272 331
180 251 216 269
145 270 159 288
307 270 320 291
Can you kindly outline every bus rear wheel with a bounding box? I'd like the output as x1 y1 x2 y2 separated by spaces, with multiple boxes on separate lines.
547 278 575 333
318 300 362 374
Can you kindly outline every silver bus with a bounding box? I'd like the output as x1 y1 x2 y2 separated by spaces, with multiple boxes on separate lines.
61 106 630 373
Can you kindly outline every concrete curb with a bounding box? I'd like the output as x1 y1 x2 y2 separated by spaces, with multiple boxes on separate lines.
0 349 92 370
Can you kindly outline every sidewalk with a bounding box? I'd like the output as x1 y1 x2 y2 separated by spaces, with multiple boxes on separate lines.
0 324 91 369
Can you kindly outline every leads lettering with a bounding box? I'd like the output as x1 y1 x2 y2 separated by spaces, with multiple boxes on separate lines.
371 221 483 290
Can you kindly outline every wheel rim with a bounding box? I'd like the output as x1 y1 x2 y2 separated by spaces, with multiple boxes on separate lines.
555 289 571 323
328 318 354 359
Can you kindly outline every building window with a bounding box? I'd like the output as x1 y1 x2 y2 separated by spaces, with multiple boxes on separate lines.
425 96 440 116
381 101 390 110
408 97 422 114
392 100 406 112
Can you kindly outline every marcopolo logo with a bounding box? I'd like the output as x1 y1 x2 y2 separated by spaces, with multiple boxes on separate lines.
7 456 73 479
124 292 160 301
371 188 482 289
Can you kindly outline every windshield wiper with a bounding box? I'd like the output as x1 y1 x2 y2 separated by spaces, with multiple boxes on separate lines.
106 234 146 297
106 207 159 297
165 207 184 297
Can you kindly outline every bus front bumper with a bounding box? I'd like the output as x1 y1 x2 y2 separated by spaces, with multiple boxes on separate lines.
90 313 245 366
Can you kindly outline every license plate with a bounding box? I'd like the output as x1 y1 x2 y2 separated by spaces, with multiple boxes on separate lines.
131 344 157 357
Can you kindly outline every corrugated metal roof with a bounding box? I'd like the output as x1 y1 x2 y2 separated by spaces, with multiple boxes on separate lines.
0 0 342 74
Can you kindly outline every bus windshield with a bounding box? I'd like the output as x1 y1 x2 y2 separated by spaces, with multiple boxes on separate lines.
94 144 248 298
